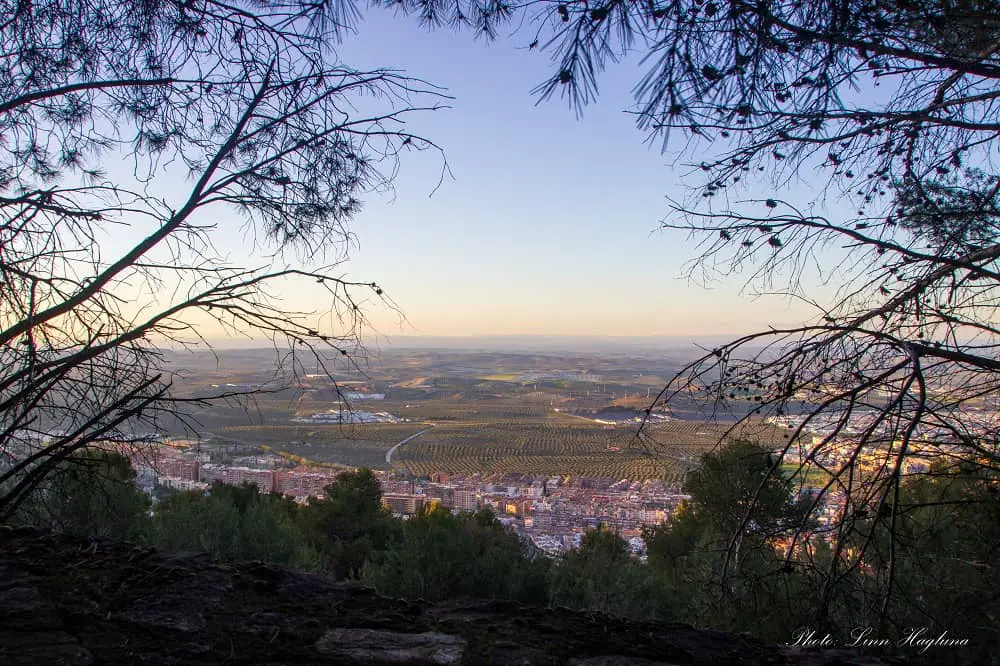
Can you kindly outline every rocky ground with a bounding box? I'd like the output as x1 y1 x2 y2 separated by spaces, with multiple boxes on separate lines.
0 527 907 665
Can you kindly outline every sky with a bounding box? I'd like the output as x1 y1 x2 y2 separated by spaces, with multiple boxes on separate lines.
114 8 834 345
299 10 820 341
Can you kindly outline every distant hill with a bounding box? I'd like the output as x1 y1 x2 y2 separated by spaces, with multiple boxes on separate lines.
364 334 747 354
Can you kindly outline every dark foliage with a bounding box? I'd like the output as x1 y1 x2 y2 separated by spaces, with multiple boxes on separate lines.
0 0 445 521
357 0 1000 627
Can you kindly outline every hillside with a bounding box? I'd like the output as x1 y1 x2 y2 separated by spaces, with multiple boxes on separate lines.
0 527 905 665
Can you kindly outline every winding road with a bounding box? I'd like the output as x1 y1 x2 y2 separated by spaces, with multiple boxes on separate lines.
385 425 434 465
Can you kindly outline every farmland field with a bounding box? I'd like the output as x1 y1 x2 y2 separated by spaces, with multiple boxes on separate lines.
393 419 785 482
216 423 427 469
169 347 800 481
209 410 784 481
477 373 521 382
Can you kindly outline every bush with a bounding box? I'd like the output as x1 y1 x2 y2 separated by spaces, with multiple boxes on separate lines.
363 506 548 604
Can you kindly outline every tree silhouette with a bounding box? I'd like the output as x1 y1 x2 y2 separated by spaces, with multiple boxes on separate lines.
0 1 447 520
366 0 1000 624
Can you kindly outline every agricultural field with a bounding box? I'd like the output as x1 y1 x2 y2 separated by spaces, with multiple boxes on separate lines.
202 404 794 480
391 419 778 483
167 346 805 481
477 373 521 382
389 398 552 423
394 422 679 481
216 423 427 470
643 419 788 454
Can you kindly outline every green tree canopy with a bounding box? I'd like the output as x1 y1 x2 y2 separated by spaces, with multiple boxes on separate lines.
684 440 810 542
548 524 670 620
363 505 547 604
642 441 816 639
645 440 809 572
299 469 401 578
0 0 443 523
9 449 149 541
149 482 316 567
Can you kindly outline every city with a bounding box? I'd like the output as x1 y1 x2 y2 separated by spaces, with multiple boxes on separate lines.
132 436 690 556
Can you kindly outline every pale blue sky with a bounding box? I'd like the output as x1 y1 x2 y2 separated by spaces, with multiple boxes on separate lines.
310 9 822 339
109 8 830 344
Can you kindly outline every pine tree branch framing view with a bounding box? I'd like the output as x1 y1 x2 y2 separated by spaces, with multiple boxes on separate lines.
0 1 448 517
2 0 999 660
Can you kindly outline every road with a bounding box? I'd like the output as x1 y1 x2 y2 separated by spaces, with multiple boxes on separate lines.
385 425 434 465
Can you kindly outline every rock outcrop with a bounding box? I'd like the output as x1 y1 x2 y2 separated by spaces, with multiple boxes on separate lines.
0 527 908 665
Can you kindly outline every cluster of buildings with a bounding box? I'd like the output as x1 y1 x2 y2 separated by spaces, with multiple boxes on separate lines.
291 410 401 424
371 471 688 556
765 409 985 479
32 399 993 560
125 440 689 556
128 443 345 499
343 391 385 401
764 407 1000 545
766 406 1000 444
